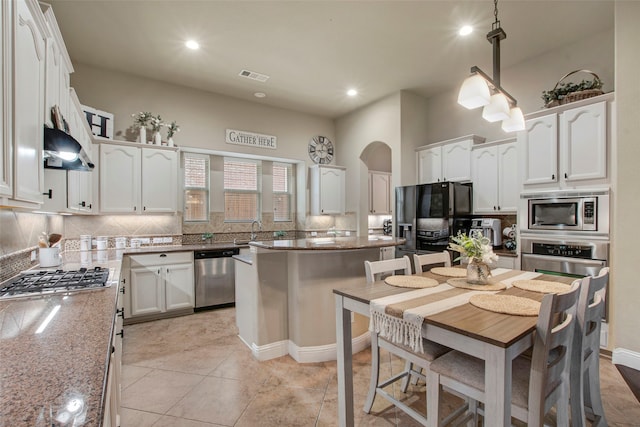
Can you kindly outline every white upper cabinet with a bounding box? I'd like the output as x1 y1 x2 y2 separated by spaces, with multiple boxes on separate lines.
12 0 47 205
141 148 177 213
100 144 141 213
0 1 11 198
520 114 558 186
519 96 611 190
310 164 346 215
561 101 607 182
417 146 442 184
369 171 391 214
416 135 484 184
472 139 518 214
99 142 178 214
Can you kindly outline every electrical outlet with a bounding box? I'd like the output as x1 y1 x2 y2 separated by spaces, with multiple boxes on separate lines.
273 231 278 237
163 237 172 243
139 238 151 244
311 231 317 237
345 231 351 236
152 237 163 244
31 250 37 261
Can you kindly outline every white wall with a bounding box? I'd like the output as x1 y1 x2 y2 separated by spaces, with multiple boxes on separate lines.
335 93 401 236
612 2 640 359
400 91 430 186
71 63 335 166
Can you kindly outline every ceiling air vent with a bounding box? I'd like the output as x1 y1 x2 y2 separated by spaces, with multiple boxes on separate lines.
239 69 270 82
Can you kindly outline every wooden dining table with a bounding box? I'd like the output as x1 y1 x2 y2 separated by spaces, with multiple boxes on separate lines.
333 267 575 427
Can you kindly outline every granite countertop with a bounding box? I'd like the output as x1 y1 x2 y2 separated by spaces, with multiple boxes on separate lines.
0 250 123 427
250 236 406 250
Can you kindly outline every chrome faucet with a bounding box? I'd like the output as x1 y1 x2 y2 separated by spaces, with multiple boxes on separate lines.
250 220 262 241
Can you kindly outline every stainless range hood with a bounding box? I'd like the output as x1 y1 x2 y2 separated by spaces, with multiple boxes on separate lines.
43 127 94 171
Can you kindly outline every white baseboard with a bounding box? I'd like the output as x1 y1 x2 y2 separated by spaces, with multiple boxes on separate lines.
250 339 289 361
288 331 371 363
612 348 640 371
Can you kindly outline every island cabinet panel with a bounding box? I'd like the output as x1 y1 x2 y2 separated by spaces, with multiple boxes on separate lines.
416 135 484 185
164 262 195 311
472 139 518 214
129 266 164 317
13 0 46 205
310 164 345 215
369 171 391 214
518 96 611 190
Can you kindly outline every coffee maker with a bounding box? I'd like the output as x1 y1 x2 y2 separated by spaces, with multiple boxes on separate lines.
470 218 502 248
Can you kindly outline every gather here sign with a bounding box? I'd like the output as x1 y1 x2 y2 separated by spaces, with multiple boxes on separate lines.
225 129 277 150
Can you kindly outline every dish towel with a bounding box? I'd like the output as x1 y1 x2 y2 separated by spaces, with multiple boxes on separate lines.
369 269 541 353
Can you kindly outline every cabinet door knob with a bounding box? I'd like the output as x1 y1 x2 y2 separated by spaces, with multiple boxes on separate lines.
143 206 146 211
116 329 124 338
43 189 53 199
498 206 501 210
552 174 555 180
493 206 496 210
564 173 568 179
133 206 137 211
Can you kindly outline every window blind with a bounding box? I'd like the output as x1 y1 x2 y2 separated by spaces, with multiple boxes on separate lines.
224 158 261 221
273 162 293 222
183 154 209 222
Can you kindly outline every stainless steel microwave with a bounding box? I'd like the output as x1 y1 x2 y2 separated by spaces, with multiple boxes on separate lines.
526 191 609 233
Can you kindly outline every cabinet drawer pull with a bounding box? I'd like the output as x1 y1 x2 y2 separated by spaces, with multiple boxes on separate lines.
493 206 496 210
43 189 53 199
564 173 568 179
133 206 137 211
552 174 555 180
160 254 167 257
116 308 124 318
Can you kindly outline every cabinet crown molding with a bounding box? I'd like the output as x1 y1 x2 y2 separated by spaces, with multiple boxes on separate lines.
416 134 485 152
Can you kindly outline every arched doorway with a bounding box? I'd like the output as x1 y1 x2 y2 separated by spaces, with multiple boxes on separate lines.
359 141 392 237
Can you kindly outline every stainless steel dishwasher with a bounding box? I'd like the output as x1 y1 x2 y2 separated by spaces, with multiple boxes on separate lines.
194 248 239 310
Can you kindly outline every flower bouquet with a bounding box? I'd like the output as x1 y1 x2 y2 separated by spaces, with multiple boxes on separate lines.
448 230 498 284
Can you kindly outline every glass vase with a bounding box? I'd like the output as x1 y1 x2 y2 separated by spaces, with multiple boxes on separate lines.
153 131 162 145
467 259 491 285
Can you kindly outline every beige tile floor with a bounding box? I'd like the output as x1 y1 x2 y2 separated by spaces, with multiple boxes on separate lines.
121 308 640 427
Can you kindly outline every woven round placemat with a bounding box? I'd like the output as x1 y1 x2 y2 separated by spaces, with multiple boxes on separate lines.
384 275 439 289
469 294 541 316
430 267 467 278
512 279 572 294
447 278 506 291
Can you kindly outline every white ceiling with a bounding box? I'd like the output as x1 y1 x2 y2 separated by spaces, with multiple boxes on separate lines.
47 1 614 119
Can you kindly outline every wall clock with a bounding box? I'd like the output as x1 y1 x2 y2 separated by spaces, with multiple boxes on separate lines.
308 135 334 164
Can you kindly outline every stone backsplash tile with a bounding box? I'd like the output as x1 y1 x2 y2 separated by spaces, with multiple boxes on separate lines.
0 248 38 282
63 214 182 239
0 210 63 257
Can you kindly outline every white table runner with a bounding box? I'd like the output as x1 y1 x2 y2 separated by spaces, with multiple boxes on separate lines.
369 269 542 353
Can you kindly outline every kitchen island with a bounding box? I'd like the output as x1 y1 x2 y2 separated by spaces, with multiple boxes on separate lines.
234 236 405 363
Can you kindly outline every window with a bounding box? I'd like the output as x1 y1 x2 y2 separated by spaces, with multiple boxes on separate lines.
224 158 261 222
183 153 209 222
273 162 294 222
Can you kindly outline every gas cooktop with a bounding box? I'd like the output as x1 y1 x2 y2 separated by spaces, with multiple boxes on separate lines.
0 267 112 299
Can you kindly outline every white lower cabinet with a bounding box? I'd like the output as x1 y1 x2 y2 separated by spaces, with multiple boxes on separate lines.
125 252 194 320
103 275 123 427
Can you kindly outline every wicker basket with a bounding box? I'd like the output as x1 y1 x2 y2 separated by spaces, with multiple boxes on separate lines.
544 70 604 108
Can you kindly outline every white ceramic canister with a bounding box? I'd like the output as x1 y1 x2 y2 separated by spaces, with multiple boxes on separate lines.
39 247 62 268
115 237 127 249
80 235 92 251
96 236 108 251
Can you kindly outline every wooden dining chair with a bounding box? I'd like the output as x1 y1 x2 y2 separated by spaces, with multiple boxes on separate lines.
413 251 451 273
570 267 609 427
363 256 454 425
426 281 580 427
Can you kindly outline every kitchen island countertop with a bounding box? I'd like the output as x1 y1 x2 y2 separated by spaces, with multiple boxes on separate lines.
249 236 405 250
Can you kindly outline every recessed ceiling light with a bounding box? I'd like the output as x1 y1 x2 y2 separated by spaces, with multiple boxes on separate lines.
185 40 200 50
459 25 473 36
254 92 266 98
347 89 358 97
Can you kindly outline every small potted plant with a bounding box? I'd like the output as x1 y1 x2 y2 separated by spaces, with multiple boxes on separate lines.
165 121 180 147
149 114 163 145
132 111 152 143
542 70 603 108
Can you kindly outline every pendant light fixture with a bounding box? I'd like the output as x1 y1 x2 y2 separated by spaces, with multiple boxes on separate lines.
457 0 525 132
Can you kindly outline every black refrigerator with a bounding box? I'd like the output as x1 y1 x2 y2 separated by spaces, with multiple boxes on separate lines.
415 182 472 253
394 185 417 259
